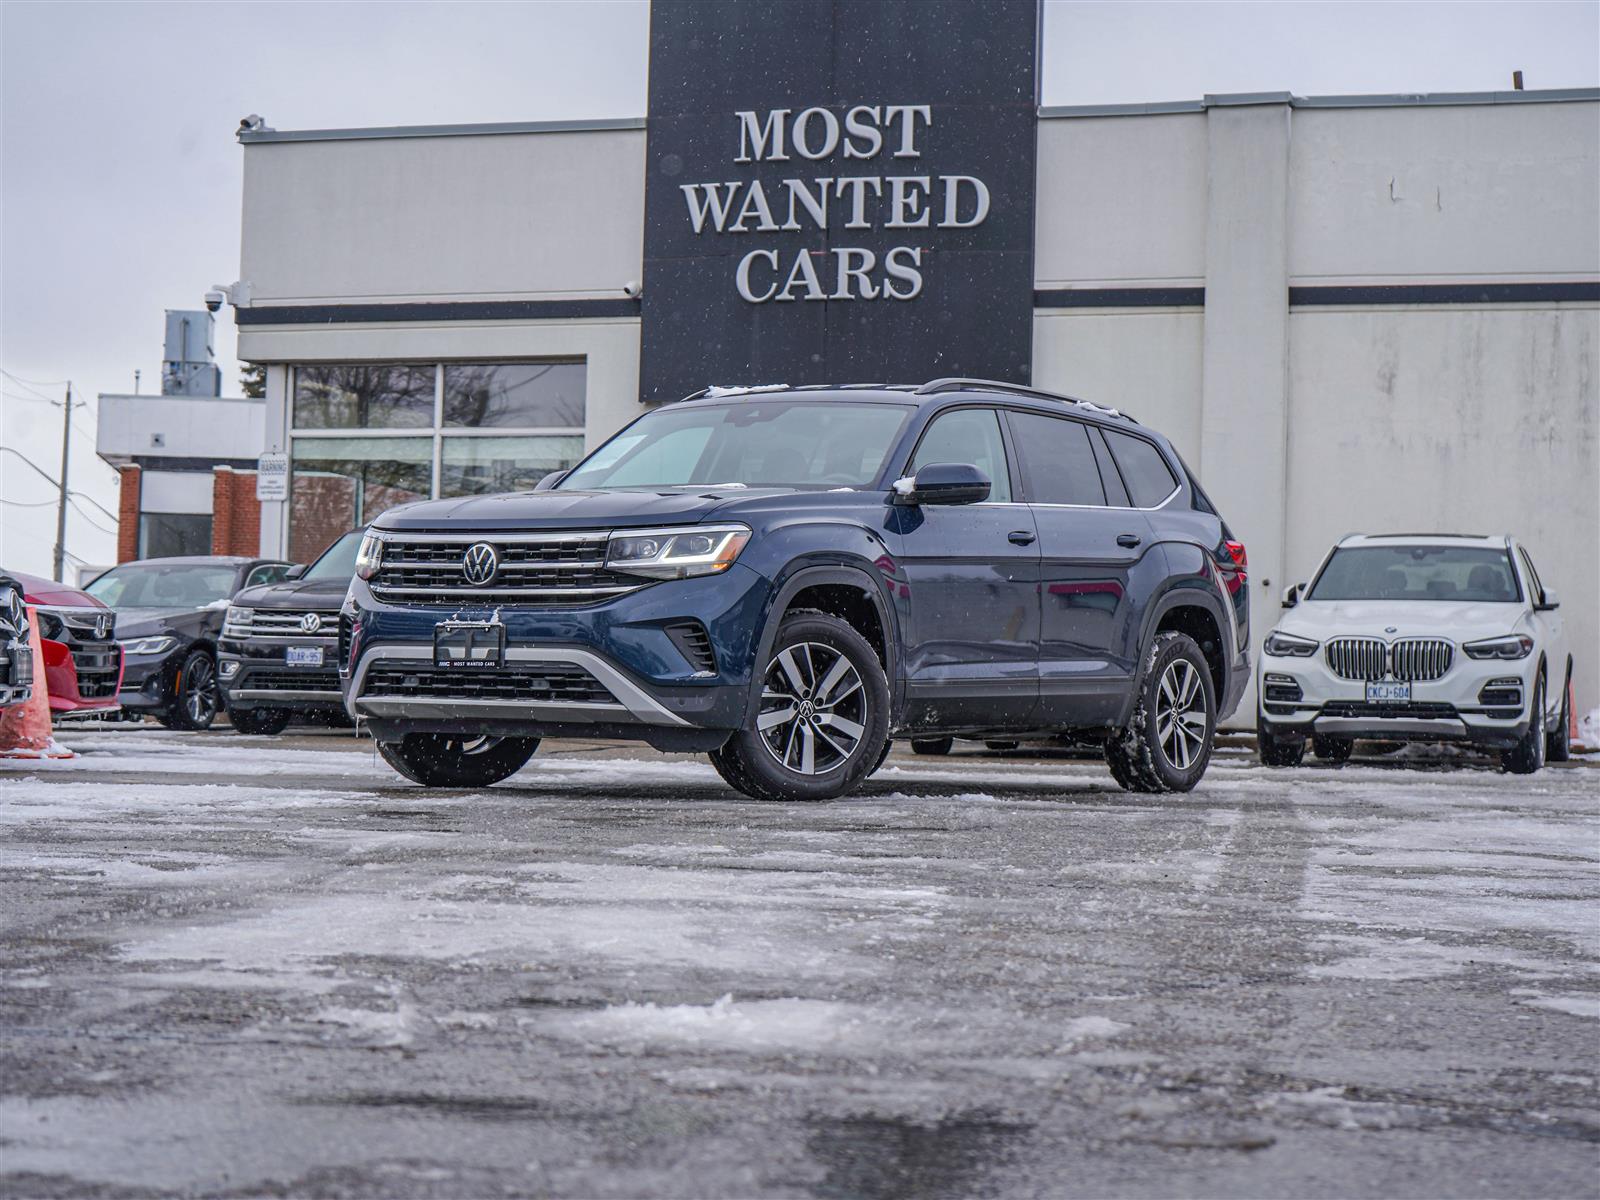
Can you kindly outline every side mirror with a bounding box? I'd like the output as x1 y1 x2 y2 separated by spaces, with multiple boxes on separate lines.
534 470 568 492
285 564 307 580
1536 588 1559 611
891 463 991 507
1281 582 1303 609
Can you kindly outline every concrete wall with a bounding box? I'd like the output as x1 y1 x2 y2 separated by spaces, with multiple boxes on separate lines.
97 395 264 463
240 128 644 304
1034 94 1599 722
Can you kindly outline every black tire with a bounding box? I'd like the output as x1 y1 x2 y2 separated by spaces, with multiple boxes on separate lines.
377 734 540 787
157 650 220 731
1501 672 1547 775
709 610 889 802
911 737 953 756
1547 666 1572 763
868 737 893 776
985 740 1020 751
1104 631 1216 793
1312 734 1353 764
1257 713 1306 767
228 706 292 736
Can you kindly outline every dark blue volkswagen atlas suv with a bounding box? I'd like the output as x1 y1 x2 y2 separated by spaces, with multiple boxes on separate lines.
341 379 1249 800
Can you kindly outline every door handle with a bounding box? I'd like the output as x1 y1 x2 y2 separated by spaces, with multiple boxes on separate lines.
1007 530 1036 546
1116 533 1142 548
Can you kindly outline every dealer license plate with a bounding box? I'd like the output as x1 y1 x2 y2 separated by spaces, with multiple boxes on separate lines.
1365 680 1411 703
286 646 324 667
434 621 504 669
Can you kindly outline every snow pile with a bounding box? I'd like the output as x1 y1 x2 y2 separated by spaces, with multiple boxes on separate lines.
1056 1015 1130 1049
1577 706 1600 751
551 993 877 1054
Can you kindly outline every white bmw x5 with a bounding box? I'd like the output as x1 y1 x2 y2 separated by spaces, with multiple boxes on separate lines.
1257 534 1572 773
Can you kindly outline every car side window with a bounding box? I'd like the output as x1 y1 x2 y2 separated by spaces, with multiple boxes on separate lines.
1087 428 1131 507
1103 429 1180 508
1005 411 1105 506
1518 548 1544 602
909 408 1012 503
245 564 288 588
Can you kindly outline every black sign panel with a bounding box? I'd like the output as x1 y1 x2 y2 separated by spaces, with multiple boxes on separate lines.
640 0 1039 404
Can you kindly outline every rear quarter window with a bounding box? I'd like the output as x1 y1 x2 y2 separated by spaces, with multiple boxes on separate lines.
1104 430 1180 508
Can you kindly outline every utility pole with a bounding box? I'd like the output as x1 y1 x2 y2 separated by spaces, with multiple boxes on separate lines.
52 383 72 582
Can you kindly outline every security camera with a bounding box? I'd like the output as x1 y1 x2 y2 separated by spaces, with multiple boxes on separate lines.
239 114 265 133
204 289 225 313
622 280 642 299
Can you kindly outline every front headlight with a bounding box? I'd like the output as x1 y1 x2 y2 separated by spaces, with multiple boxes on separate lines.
1463 634 1533 660
224 606 254 634
121 635 177 657
354 532 384 581
605 524 751 580
1263 631 1319 657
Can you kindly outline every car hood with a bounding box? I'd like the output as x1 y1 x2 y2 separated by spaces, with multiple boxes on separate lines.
1276 599 1529 642
10 569 106 609
114 607 225 640
231 575 353 611
373 487 798 532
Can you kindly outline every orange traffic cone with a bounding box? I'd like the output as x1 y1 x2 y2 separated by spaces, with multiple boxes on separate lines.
0 606 74 759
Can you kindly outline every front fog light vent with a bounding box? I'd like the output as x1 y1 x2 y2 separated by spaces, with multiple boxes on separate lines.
1263 672 1303 703
666 621 717 674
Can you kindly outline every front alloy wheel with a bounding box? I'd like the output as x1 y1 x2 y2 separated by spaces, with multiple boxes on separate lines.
710 610 889 802
160 650 219 731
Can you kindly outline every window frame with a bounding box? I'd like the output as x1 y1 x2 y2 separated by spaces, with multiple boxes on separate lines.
902 403 1023 505
1100 426 1183 511
997 407 1108 508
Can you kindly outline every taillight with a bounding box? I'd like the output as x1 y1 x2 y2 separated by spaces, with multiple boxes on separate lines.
1224 540 1248 580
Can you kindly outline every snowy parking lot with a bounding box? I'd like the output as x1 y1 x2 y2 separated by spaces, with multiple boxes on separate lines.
1 729 1596 1198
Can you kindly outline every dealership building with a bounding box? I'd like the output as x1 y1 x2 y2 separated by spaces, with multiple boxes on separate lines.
224 3 1598 717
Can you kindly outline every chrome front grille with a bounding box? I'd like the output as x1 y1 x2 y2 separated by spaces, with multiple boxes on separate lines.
370 533 644 606
1390 638 1453 682
225 609 339 639
1326 637 1453 682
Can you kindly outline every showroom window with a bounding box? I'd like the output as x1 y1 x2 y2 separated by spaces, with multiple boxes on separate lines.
288 361 587 562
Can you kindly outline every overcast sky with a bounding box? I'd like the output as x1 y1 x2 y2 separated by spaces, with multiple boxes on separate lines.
3 0 1596 577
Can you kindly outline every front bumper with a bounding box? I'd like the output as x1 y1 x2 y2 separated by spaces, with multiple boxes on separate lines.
219 635 344 712
343 562 770 750
41 636 122 713
116 650 180 711
1258 650 1536 749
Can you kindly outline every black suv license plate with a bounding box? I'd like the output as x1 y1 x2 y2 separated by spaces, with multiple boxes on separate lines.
434 621 505 669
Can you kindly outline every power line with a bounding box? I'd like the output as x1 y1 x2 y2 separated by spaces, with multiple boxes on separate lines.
0 497 60 508
0 445 61 489
0 370 61 404
66 497 118 536
0 367 71 389
69 491 120 523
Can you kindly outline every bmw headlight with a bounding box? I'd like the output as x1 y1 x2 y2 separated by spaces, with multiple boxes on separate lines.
1263 631 1319 657
1463 634 1533 660
121 635 177 657
605 525 751 580
354 532 384 581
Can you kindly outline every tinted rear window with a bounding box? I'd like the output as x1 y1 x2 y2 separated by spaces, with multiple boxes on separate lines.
1007 412 1105 506
1103 430 1180 507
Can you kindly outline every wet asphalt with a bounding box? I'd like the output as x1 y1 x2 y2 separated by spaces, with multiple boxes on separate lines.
0 726 1596 1199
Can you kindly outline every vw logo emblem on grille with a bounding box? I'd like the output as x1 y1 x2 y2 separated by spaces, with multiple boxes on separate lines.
462 542 499 586
299 612 322 634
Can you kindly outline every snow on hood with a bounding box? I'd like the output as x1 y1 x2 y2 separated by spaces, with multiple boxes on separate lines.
1274 598 1529 642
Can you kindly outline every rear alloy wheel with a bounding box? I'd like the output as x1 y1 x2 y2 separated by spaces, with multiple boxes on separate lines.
1547 668 1572 763
159 650 219 731
1257 713 1306 767
710 610 888 802
1312 734 1353 764
378 734 540 788
1105 631 1215 793
229 706 292 736
911 737 954 756
1501 673 1547 775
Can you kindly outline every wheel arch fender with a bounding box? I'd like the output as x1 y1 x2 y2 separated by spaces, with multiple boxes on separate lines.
747 560 904 727
1124 571 1234 726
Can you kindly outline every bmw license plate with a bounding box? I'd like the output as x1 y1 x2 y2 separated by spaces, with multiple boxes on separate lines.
286 646 324 667
1365 680 1410 703
434 621 504 669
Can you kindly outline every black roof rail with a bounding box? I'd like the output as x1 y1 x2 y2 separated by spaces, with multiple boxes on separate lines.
914 377 1135 422
1362 532 1491 540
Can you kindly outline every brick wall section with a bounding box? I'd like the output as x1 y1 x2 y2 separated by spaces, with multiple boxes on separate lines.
116 465 141 563
211 467 263 557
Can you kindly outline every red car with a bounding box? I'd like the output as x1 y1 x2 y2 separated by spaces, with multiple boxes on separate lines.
9 571 123 717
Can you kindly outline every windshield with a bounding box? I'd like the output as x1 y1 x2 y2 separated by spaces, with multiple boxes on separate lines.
86 563 238 609
559 401 912 491
303 530 364 581
1308 545 1521 603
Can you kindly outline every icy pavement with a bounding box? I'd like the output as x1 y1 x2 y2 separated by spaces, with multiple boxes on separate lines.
0 730 1596 1198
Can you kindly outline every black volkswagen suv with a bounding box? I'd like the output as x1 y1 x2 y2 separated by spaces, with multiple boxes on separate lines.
342 380 1249 800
